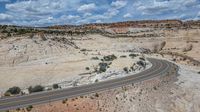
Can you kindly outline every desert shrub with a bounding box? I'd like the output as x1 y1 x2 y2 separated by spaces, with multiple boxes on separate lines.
62 100 66 104
139 57 145 61
130 66 134 71
53 84 59 89
6 86 21 95
28 85 44 93
1 29 8 33
103 54 117 61
120 55 127 58
17 29 27 35
7 32 11 37
13 28 18 33
172 58 176 62
95 79 99 82
80 49 87 51
129 54 137 58
91 57 99 60
95 93 99 97
98 62 108 73
16 108 20 111
183 44 193 52
123 67 129 73
26 105 33 111
85 67 90 70
137 61 146 68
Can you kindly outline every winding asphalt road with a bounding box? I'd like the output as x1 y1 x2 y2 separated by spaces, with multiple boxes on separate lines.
0 58 177 111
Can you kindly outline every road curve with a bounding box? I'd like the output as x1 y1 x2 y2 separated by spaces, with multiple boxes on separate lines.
0 58 177 111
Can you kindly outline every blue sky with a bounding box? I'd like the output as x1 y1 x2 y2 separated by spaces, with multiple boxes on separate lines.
0 0 200 26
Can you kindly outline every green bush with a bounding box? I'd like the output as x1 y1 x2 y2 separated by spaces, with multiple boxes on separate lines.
137 61 146 68
6 86 21 95
26 105 33 111
80 49 87 51
28 85 44 93
98 62 108 73
7 32 11 37
95 79 99 82
120 55 127 58
123 67 129 73
139 57 145 61
85 67 90 70
91 57 99 60
53 84 59 89
129 54 138 58
103 54 117 61
95 93 99 97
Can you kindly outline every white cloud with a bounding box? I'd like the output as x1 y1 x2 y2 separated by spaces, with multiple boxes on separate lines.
111 1 127 9
0 13 13 21
96 20 102 23
47 16 54 20
77 3 96 12
105 8 119 18
83 13 92 17
136 0 200 15
123 13 131 18
66 15 80 20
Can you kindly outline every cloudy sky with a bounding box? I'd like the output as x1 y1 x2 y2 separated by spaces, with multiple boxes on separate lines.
0 0 200 26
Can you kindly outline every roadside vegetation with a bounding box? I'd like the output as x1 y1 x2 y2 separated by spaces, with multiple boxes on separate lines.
28 85 44 93
53 84 59 89
4 86 21 96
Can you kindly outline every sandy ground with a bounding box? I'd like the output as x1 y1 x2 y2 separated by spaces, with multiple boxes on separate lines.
0 34 147 93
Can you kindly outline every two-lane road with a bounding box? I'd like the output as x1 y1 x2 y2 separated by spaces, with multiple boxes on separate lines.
0 58 177 111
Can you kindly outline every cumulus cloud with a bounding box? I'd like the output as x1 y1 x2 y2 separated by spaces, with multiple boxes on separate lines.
64 15 80 20
77 3 96 12
136 0 200 15
111 0 127 9
123 13 132 18
83 13 92 17
0 13 12 21
0 0 199 26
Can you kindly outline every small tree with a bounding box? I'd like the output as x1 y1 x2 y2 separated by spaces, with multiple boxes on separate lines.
53 84 59 89
28 85 44 93
120 55 127 58
7 32 11 37
103 54 117 61
137 61 146 68
91 57 99 60
26 105 33 111
123 67 129 73
6 86 21 95
129 54 137 58
98 62 108 73
85 67 90 70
